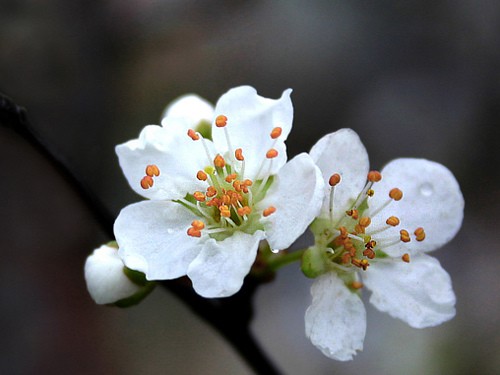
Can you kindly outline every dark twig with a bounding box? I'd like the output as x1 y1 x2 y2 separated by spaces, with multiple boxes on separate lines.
1 92 282 375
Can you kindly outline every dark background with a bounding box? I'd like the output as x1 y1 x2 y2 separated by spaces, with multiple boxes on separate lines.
1 1 498 374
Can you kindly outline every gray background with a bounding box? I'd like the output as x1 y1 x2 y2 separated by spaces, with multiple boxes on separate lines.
1 1 498 374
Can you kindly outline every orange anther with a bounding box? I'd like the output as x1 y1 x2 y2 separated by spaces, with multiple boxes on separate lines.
266 148 278 159
197 170 208 181
402 253 410 263
351 281 364 289
140 176 154 189
354 224 365 234
338 226 348 239
366 189 375 197
414 227 426 241
270 127 282 139
359 217 371 228
225 174 237 183
263 206 276 217
145 164 160 177
389 188 403 201
363 248 376 259
400 229 411 243
206 186 217 197
235 148 244 161
219 205 231 217
367 170 382 182
215 114 228 127
237 206 252 216
187 129 200 141
386 216 400 226
329 173 341 186
243 179 253 186
346 209 359 220
214 154 226 168
232 180 242 192
365 239 377 249
193 191 206 202
191 220 205 230
187 227 201 237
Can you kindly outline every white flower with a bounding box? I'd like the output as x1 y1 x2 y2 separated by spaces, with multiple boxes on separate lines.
114 86 324 298
304 128 464 361
84 244 142 304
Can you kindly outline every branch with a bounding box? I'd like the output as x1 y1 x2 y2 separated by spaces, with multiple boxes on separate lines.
0 92 282 375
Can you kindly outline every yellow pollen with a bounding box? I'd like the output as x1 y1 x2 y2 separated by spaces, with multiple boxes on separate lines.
402 253 410 263
219 205 231 217
352 281 364 289
215 114 228 127
359 217 371 228
197 170 208 181
346 209 359 220
237 206 252 216
187 129 200 141
329 173 341 187
225 174 237 183
400 229 411 242
270 127 282 139
206 186 217 197
235 148 244 161
193 191 206 202
386 216 400 226
367 170 382 182
389 188 403 201
266 148 278 159
414 227 426 241
214 154 226 168
263 206 276 217
145 164 160 177
140 176 154 189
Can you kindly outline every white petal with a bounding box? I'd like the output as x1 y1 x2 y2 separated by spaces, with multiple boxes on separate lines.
84 244 141 304
187 230 265 298
363 254 456 328
161 94 214 130
114 200 202 280
368 158 464 256
116 125 214 200
212 86 293 179
258 153 324 251
309 129 369 220
305 273 366 361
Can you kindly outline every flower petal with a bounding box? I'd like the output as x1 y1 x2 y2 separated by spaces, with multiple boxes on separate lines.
363 254 456 328
368 158 464 256
116 125 215 200
309 129 369 220
114 200 202 280
258 153 324 251
305 273 366 361
84 244 141 304
212 86 293 179
187 230 265 298
161 94 214 130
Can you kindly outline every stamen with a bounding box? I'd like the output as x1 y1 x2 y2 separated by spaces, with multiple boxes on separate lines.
214 154 226 169
346 209 359 220
187 227 202 237
359 217 371 228
266 148 278 159
235 148 244 161
206 186 217 197
215 115 228 127
389 188 403 201
187 129 200 141
219 205 231 218
369 188 404 218
140 176 154 189
237 206 252 216
191 220 205 230
145 164 160 177
400 229 411 243
367 170 382 182
197 170 208 181
193 191 206 202
402 253 410 263
328 173 341 221
414 227 426 241
386 216 400 226
225 174 237 183
263 206 276 217
270 127 282 139
329 173 341 187
351 281 364 289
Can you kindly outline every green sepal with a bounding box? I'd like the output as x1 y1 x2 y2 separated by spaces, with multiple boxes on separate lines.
301 246 327 278
195 120 212 140
112 267 156 308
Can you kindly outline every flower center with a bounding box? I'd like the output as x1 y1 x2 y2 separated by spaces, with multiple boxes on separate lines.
140 114 280 241
319 170 426 273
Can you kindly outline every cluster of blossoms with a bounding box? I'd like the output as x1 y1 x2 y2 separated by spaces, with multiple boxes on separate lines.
84 86 464 361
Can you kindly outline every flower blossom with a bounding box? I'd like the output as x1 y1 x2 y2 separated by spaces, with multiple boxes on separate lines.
114 86 324 298
303 128 464 361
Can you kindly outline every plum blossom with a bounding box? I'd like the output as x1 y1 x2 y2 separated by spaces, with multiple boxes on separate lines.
114 86 324 298
303 128 464 361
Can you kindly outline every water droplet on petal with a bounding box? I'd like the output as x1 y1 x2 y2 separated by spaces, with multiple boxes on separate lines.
419 182 434 197
167 228 174 234
270 248 279 254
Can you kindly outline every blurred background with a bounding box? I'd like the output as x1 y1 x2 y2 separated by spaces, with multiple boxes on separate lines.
1 1 499 374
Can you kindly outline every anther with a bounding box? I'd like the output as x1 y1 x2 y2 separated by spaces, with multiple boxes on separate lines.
367 170 382 182
187 227 202 237
206 186 217 197
140 176 154 189
214 154 226 168
402 253 410 263
191 220 205 230
219 205 231 217
263 206 276 217
145 164 160 177
363 248 376 259
414 227 426 241
389 188 403 201
346 209 359 220
400 229 411 243
329 173 341 187
237 206 252 216
366 189 375 197
187 129 200 141
193 191 206 202
235 148 244 161
351 281 364 289
386 216 400 226
359 217 371 228
225 174 237 183
215 114 228 127
266 148 278 159
197 170 208 181
270 127 282 139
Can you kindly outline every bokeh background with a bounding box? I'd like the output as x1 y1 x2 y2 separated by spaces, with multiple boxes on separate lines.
1 1 499 374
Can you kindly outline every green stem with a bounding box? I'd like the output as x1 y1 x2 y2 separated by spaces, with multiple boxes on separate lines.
266 249 306 272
